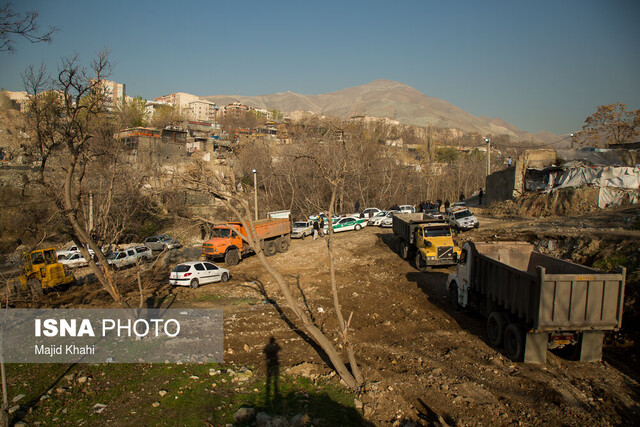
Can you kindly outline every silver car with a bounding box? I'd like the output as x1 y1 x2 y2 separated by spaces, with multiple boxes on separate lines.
144 234 182 251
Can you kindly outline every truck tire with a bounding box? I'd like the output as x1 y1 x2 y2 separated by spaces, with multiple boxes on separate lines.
225 249 240 266
264 240 277 257
400 242 409 260
487 312 508 347
190 278 199 289
504 323 525 361
415 252 429 272
449 283 460 310
276 238 289 253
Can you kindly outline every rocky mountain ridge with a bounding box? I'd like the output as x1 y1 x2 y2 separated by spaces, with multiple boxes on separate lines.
202 79 561 143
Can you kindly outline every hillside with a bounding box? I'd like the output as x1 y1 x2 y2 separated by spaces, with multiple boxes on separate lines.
203 80 556 142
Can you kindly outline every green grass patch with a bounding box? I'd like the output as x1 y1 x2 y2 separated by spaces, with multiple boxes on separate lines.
195 293 225 302
593 254 629 271
6 363 360 426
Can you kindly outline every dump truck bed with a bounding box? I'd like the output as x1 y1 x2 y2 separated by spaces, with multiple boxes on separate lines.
228 217 291 240
471 242 625 332
393 213 449 244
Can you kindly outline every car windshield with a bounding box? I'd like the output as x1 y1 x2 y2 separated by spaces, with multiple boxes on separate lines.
293 222 308 228
172 264 191 273
425 227 452 237
454 210 473 219
211 228 232 238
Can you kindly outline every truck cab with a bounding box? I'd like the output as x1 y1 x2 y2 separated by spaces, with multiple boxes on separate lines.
413 222 461 272
202 226 244 264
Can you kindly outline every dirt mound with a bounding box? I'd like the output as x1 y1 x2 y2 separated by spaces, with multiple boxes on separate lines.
489 187 600 218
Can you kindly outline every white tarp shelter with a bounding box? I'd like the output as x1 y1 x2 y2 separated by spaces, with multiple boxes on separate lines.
551 166 640 208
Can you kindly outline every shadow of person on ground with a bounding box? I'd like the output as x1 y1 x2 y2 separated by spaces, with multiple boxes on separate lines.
263 336 281 409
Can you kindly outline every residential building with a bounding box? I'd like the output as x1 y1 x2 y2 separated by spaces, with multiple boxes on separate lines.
100 79 126 110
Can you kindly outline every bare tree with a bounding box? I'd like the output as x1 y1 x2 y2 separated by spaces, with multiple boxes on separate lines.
23 51 127 306
0 3 55 53
183 154 364 389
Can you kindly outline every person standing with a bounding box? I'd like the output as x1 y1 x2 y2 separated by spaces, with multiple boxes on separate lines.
319 217 325 237
478 188 484 206
355 200 360 213
313 220 320 240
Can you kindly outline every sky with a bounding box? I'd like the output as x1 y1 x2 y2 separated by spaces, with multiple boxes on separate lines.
1 0 639 136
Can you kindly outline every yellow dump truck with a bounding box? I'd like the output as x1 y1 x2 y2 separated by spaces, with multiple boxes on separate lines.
392 213 460 272
7 247 75 297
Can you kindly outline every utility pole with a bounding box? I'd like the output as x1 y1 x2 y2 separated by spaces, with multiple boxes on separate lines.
252 169 258 221
485 138 491 177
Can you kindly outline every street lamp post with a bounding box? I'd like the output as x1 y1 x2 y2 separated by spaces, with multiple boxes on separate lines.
484 138 491 177
252 169 258 221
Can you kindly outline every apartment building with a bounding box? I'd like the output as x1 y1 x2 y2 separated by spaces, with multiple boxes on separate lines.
101 79 126 110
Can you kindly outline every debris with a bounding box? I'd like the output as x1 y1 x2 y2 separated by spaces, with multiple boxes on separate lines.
92 403 107 413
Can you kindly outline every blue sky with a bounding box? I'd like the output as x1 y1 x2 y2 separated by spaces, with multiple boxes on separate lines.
1 0 639 135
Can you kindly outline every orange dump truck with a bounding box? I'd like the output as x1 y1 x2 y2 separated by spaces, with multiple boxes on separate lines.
202 217 291 266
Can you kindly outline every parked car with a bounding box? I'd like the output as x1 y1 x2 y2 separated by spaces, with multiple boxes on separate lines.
323 216 368 234
169 261 230 288
292 220 314 239
360 207 381 218
380 210 400 227
444 206 479 231
398 205 415 213
107 245 151 269
308 212 340 222
59 252 91 268
424 209 444 220
57 244 93 260
144 235 182 251
368 210 389 226
133 245 153 261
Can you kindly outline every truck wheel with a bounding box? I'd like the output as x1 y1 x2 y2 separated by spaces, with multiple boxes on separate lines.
487 312 508 347
264 241 277 257
415 252 429 272
225 249 240 266
449 284 461 310
400 242 409 260
276 238 289 253
504 323 525 361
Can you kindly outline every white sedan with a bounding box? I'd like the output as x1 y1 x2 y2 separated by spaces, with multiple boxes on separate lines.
60 252 92 268
368 210 389 226
381 210 400 227
169 261 230 288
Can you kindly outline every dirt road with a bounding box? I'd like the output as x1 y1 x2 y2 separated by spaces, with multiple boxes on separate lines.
188 217 639 426
25 208 640 425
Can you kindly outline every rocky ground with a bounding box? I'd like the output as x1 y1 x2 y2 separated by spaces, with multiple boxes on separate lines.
14 204 640 426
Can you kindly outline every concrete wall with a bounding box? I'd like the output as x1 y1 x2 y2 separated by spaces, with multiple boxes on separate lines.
486 167 516 204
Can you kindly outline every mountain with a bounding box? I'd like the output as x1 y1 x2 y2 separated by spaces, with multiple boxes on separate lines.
202 80 555 142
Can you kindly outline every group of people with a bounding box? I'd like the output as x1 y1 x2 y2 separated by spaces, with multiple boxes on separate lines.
417 200 444 212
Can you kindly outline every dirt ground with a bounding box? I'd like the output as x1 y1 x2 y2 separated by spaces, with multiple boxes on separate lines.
17 205 640 426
